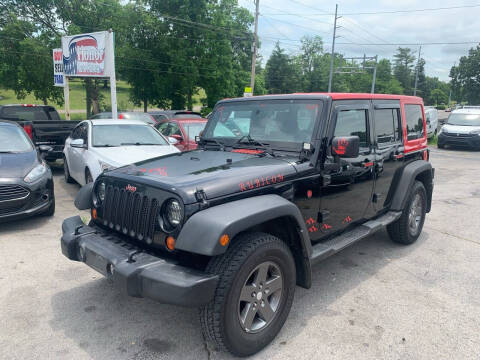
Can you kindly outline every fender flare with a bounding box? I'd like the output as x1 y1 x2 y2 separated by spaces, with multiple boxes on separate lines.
74 182 93 210
176 194 312 258
390 160 434 212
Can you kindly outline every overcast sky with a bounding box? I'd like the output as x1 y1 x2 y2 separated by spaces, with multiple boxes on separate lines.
238 0 480 81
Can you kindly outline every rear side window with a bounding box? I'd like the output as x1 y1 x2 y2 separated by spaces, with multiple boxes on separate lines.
374 109 401 145
1 106 48 120
334 109 368 147
405 105 424 140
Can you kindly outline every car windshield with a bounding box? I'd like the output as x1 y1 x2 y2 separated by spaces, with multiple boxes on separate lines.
92 124 168 147
203 100 322 150
183 122 206 139
447 113 480 126
0 125 33 152
174 113 202 119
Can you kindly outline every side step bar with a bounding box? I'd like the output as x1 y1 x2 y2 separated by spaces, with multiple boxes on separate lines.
310 211 401 265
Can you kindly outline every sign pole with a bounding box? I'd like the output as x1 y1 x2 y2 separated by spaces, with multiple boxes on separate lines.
108 30 117 120
64 76 70 120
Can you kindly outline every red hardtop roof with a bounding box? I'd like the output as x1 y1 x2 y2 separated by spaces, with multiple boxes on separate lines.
293 92 423 102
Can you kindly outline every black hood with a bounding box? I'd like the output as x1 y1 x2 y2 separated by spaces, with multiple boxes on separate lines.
0 151 38 178
108 149 299 204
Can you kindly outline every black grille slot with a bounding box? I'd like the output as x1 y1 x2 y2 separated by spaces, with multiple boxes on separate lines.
100 184 161 243
0 185 30 202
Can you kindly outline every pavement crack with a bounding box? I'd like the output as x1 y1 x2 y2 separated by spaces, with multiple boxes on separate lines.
425 226 480 246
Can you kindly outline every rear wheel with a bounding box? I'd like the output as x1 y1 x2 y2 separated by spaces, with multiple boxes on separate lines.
387 181 427 245
63 157 74 183
200 232 296 357
437 143 445 149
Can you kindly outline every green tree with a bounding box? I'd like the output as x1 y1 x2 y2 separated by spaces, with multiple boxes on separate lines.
431 88 448 105
265 43 301 94
393 47 416 94
449 45 480 104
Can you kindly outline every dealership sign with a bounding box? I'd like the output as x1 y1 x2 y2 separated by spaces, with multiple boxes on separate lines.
52 48 64 87
61 31 113 77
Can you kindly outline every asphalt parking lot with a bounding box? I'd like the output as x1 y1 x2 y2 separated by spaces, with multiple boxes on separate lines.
1 147 479 360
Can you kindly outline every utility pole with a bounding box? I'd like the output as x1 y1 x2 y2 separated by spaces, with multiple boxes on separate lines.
249 0 260 94
413 45 422 96
371 55 378 94
328 4 339 92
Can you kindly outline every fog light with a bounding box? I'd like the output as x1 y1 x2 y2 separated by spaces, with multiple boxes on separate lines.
166 236 176 251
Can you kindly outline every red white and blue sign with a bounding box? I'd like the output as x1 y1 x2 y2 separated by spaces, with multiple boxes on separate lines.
61 31 112 77
52 48 64 87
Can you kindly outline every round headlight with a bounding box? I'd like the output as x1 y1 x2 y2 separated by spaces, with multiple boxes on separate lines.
97 181 106 203
165 199 183 227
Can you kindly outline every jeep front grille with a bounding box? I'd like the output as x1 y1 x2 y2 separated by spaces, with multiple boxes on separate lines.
0 185 30 202
102 185 159 243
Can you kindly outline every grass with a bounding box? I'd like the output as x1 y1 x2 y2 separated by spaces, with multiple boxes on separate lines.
0 81 205 113
428 135 438 146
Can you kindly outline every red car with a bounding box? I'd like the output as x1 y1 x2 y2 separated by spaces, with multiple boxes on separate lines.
155 117 207 151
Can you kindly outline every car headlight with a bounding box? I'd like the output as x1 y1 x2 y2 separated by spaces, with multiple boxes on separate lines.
96 181 106 203
469 129 480 136
24 162 47 183
439 126 447 134
99 160 116 172
161 198 183 230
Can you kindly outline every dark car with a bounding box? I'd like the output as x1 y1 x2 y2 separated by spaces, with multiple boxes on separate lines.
0 120 55 221
155 118 207 151
148 110 203 122
0 104 79 162
90 111 157 125
61 93 433 356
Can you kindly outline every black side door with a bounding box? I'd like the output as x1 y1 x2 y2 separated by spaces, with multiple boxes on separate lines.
372 101 404 212
313 100 376 240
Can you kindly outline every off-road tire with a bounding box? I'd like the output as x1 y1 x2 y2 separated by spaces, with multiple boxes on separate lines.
387 180 427 245
63 157 74 183
199 232 296 357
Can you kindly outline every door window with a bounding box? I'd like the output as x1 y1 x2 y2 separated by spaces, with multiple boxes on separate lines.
374 109 401 146
334 109 369 148
405 104 424 140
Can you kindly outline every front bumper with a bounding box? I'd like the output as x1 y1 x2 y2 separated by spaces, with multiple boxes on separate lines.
0 175 53 222
438 133 480 148
61 216 218 307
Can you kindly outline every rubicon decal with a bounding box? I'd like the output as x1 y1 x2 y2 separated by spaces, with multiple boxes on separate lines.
239 174 284 191
333 138 349 155
125 184 137 192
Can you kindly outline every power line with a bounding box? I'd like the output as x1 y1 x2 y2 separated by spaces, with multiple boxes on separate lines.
338 41 479 46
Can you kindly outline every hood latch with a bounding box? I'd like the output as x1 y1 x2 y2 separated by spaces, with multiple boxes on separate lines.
195 189 209 209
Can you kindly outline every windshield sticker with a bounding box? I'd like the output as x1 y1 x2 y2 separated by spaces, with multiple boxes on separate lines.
239 174 284 191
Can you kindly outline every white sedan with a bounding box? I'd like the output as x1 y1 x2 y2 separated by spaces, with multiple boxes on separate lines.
63 119 179 185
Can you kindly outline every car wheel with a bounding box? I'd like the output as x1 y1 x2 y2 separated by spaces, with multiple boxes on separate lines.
43 196 55 217
437 143 445 149
200 232 296 357
387 180 427 245
63 157 74 183
85 168 93 184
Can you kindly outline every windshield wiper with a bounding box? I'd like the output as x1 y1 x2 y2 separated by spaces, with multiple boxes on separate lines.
120 142 160 146
235 135 276 157
0 151 17 153
95 144 118 147
201 138 225 151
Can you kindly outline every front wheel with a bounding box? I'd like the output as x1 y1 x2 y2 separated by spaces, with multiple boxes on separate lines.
200 232 296 357
387 180 427 245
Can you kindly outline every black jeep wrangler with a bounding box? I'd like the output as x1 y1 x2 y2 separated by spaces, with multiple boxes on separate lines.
61 93 434 356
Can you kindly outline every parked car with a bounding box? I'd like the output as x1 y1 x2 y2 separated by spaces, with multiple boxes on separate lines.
61 93 433 357
424 107 438 138
0 104 79 162
63 119 179 185
437 107 480 149
90 111 157 125
148 110 202 122
155 118 207 151
0 120 55 222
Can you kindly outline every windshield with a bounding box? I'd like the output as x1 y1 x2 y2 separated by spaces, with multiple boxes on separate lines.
447 113 480 126
0 125 33 152
92 124 168 147
183 122 206 139
203 100 322 149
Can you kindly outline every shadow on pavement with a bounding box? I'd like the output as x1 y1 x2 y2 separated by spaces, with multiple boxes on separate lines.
49 229 423 359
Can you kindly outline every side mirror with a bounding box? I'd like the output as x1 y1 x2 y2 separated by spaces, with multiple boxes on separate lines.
195 135 201 143
168 136 178 145
70 138 86 148
331 136 360 158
